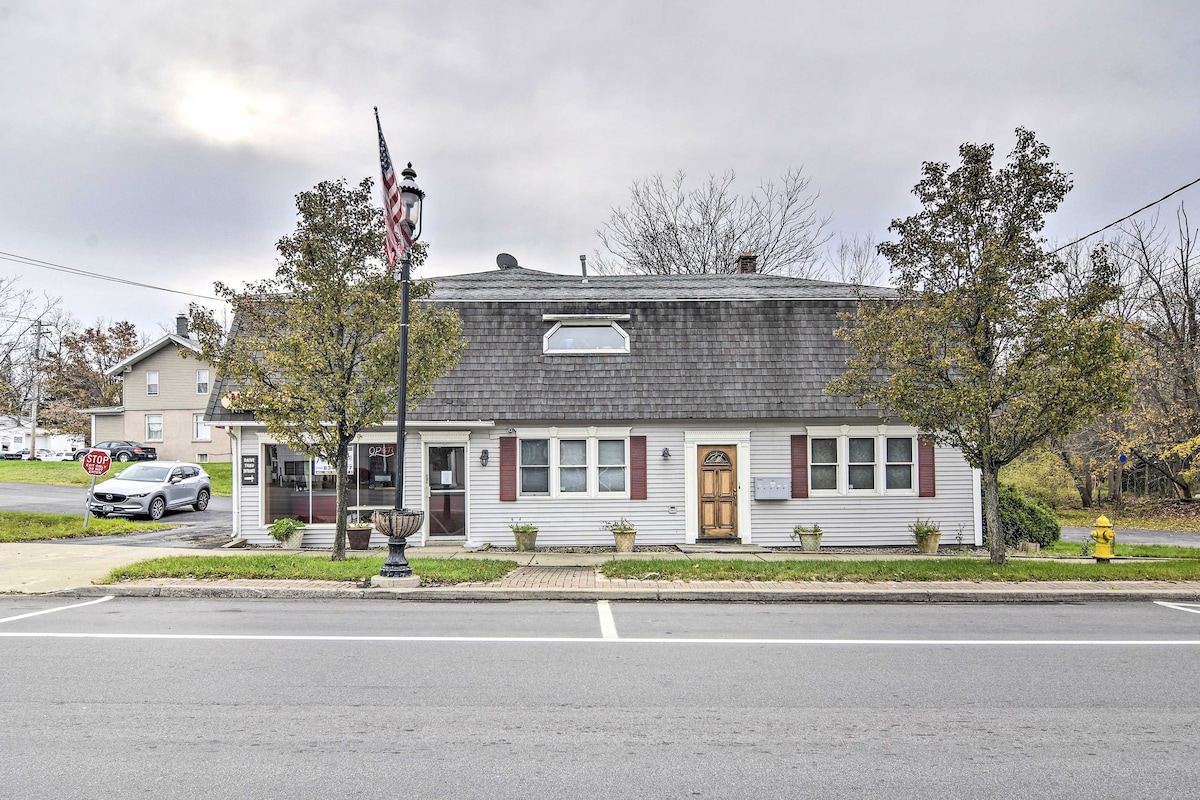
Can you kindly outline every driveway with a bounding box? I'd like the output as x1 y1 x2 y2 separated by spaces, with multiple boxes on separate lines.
0 482 233 548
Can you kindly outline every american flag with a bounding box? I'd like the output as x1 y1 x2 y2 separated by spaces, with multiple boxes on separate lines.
375 108 412 268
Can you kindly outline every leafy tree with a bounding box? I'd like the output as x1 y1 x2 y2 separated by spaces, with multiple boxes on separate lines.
593 168 830 276
189 178 466 560
39 320 141 441
828 129 1133 563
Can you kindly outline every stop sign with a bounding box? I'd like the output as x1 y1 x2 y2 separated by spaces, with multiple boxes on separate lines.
81 450 111 477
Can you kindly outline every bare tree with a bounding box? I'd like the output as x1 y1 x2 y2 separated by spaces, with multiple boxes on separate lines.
593 168 831 276
822 232 887 286
0 276 61 417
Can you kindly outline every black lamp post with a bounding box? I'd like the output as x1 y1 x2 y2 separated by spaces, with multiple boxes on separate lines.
376 162 426 579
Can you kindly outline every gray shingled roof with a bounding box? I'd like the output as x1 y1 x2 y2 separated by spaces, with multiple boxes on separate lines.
207 267 886 424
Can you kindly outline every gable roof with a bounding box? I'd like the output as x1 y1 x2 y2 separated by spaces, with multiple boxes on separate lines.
106 334 201 376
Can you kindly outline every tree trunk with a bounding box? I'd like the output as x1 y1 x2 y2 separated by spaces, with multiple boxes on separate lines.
1080 453 1093 509
331 440 348 561
982 463 1005 564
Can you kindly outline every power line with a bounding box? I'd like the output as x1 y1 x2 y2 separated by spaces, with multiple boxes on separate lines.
0 250 221 302
1051 176 1200 254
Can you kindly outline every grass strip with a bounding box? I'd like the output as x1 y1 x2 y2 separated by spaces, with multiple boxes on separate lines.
0 510 171 542
100 554 518 586
600 557 1200 583
1056 508 1200 532
1040 541 1200 559
0 461 233 496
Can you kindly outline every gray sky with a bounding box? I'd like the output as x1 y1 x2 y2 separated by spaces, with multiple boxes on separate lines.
2 0 1198 336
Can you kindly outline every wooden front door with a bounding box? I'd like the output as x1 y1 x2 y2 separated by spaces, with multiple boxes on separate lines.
698 445 737 539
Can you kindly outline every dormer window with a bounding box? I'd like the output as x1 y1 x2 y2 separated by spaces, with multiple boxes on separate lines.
542 314 630 355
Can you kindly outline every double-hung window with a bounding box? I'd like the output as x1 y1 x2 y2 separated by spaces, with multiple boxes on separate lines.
193 413 210 441
146 371 159 396
808 427 918 496
518 431 629 497
196 369 210 395
146 414 163 442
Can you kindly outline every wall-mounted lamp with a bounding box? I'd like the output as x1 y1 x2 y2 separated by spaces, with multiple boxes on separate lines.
480 449 490 467
506 427 516 434
661 447 671 459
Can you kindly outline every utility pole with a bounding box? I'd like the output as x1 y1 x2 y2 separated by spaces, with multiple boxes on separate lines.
29 321 40 460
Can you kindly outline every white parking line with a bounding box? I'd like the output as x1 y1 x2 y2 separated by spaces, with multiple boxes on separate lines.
597 600 618 640
3 632 1200 645
0 595 113 625
1155 601 1200 615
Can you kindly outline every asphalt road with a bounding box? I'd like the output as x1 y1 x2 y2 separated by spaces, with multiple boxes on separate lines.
0 481 234 546
2 598 1198 799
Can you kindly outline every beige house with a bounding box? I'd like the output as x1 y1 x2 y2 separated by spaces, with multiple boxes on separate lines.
83 315 231 463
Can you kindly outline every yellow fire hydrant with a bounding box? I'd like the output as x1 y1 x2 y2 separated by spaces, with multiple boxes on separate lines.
1089 515 1116 563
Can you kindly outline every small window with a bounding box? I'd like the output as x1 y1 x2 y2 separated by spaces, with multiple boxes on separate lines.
544 321 629 354
196 453 209 463
810 438 837 491
146 414 163 442
520 439 550 495
194 413 211 441
886 437 914 490
848 437 875 490
196 369 210 395
146 371 159 396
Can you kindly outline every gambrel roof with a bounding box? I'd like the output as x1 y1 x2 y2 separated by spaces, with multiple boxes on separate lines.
206 267 890 424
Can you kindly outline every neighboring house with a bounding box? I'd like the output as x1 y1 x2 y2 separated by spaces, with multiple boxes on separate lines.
81 315 231 463
0 415 82 456
208 260 982 549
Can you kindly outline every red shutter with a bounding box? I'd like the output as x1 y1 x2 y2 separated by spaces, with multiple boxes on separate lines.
791 434 809 498
499 436 517 501
630 436 647 500
918 436 936 497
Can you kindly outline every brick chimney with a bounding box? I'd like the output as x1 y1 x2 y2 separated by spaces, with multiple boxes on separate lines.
176 314 188 337
736 252 758 274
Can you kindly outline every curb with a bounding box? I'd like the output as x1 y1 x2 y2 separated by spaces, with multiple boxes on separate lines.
58 584 1200 603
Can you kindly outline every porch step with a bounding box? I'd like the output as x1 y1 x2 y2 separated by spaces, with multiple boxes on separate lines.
676 542 772 554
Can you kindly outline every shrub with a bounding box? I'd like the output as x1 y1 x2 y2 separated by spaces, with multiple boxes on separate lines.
999 448 1080 509
267 517 305 543
984 484 1061 549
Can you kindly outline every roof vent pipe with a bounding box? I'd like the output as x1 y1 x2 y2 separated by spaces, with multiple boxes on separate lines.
580 254 589 284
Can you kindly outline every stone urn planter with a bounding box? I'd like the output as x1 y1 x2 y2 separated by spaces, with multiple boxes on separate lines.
375 508 425 578
347 525 373 551
791 523 823 552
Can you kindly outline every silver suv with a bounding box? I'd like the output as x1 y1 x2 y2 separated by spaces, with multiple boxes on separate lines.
89 461 212 520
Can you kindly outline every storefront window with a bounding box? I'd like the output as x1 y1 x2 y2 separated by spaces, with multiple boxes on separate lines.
263 442 398 525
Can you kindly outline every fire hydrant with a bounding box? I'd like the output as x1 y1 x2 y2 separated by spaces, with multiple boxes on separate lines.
1089 515 1116 563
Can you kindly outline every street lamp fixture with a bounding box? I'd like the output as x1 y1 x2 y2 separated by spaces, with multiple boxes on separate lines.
374 163 426 580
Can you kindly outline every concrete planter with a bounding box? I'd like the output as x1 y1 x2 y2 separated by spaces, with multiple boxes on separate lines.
798 532 823 552
513 529 538 551
278 529 305 549
916 531 942 554
612 530 637 553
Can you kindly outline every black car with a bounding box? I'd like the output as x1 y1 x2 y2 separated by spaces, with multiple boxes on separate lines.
76 440 158 462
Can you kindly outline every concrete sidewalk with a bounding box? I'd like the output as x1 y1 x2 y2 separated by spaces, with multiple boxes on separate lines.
5 541 1200 603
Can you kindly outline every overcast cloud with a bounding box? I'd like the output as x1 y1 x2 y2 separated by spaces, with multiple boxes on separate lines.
1 0 1197 335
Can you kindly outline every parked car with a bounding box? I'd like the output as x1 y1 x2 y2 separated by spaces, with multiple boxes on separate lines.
76 440 158 462
24 448 53 460
2 448 28 460
88 461 211 520
43 450 75 462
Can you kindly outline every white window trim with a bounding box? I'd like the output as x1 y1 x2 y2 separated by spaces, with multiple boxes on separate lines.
806 424 919 497
146 371 159 396
514 426 631 499
145 414 164 442
542 320 630 355
196 369 210 395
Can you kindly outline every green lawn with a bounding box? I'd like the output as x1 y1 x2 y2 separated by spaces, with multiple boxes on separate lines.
0 510 172 542
101 554 518 586
0 460 232 496
600 557 1200 582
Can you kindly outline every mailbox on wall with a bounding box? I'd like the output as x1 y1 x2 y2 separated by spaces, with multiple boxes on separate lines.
753 477 791 500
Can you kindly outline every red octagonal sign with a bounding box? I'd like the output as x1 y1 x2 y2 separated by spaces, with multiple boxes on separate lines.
82 450 111 477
